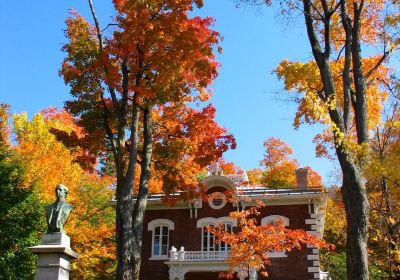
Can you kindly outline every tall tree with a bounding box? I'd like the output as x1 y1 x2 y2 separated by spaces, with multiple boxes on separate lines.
60 1 233 279
367 101 400 278
247 137 322 187
237 0 395 278
0 104 45 280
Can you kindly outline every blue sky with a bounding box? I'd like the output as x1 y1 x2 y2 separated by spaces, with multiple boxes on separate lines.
0 0 336 184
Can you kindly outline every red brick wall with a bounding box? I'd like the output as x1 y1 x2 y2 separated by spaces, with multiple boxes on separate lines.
139 187 316 280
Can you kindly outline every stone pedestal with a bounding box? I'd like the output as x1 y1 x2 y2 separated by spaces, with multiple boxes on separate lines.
29 233 79 280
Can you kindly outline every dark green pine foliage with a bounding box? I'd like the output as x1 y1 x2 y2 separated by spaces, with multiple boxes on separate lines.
0 144 45 280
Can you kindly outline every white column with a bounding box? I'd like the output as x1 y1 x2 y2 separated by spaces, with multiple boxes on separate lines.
168 264 185 280
29 233 79 280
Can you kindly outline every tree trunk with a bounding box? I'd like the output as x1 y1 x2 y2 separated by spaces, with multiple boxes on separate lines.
337 150 370 280
300 1 371 278
132 105 153 280
116 180 134 280
116 103 140 280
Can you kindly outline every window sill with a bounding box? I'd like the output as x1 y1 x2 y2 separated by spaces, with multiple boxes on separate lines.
149 256 169 261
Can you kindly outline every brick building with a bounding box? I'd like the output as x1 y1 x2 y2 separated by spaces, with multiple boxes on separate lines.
138 168 326 280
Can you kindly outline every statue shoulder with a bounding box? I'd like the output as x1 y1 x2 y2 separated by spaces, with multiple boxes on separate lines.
63 202 75 212
45 204 54 213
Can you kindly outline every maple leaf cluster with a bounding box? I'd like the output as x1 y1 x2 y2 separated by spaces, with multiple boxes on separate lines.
212 201 328 278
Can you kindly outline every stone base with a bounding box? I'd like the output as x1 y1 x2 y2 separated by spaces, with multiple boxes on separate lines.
29 233 79 280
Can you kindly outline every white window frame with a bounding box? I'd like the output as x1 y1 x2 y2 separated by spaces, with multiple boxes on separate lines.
197 217 236 251
202 224 216 251
148 219 174 260
261 215 289 258
219 222 233 251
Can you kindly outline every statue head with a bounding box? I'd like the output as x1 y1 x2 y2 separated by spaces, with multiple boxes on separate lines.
55 184 68 200
46 184 74 233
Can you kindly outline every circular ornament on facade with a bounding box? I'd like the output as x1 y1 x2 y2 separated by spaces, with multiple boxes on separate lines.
208 192 226 209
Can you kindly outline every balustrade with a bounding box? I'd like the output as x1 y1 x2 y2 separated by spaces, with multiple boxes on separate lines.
169 247 229 262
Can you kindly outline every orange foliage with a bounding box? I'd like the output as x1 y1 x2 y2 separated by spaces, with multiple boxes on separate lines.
151 103 236 196
219 159 243 175
12 110 116 279
212 202 327 277
251 137 322 187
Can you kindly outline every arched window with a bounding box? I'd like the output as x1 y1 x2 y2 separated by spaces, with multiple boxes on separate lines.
261 215 289 258
148 219 174 259
261 215 289 227
197 217 236 251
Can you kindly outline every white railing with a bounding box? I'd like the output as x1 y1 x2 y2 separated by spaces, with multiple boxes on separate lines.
169 246 229 262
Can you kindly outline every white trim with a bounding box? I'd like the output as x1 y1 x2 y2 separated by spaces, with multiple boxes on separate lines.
307 254 319 260
305 218 317 224
261 215 289 227
139 192 326 210
165 262 229 280
149 256 170 260
268 252 287 258
148 219 175 231
308 267 319 273
196 217 237 228
207 192 227 209
201 175 234 190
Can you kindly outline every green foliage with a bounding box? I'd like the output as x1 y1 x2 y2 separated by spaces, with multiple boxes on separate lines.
326 252 389 280
0 145 45 280
326 252 347 280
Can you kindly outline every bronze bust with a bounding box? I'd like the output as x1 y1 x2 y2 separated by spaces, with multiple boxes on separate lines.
45 184 74 233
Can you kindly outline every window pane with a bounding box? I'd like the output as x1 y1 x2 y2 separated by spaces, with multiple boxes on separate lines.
161 245 168 255
153 243 160 256
209 233 215 251
155 226 160 235
162 235 168 246
213 198 223 206
162 226 168 236
203 236 208 251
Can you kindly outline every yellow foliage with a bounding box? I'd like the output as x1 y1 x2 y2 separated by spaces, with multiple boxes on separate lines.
12 111 116 279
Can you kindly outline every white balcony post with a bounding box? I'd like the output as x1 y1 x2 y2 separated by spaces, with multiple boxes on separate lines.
170 246 178 261
249 267 258 280
178 246 185 261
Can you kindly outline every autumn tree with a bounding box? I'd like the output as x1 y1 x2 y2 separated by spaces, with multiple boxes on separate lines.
151 103 235 195
60 1 234 279
247 137 322 187
236 0 397 278
0 105 45 280
366 100 400 278
12 110 116 279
